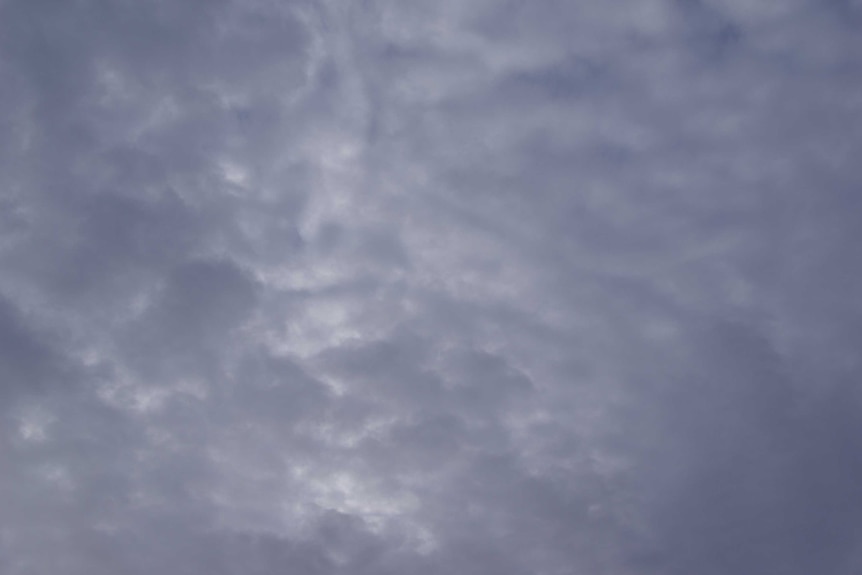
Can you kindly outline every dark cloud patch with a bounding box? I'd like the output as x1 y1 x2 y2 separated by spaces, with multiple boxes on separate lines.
630 319 862 575
0 294 67 401
150 259 257 341
120 258 258 381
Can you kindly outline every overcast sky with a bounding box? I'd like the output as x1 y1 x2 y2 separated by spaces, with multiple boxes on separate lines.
1 1 862 574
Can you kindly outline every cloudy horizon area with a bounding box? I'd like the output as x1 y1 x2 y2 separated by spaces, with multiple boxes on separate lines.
2 1 862 573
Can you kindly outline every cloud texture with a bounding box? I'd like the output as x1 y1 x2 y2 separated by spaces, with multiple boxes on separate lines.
2 1 862 573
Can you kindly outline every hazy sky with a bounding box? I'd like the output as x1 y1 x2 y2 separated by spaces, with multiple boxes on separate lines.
2 1 862 574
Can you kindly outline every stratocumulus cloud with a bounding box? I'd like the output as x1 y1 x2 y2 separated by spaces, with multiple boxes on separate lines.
1 1 861 574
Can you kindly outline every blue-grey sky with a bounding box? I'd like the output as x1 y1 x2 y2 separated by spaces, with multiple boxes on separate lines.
2 1 862 574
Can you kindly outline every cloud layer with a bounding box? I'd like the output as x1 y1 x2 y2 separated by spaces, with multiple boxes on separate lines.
2 1 862 573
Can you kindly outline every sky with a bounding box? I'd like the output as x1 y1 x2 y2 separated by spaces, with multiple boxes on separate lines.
1 1 862 574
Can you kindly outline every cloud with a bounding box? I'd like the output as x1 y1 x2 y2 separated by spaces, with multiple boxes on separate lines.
1 0 862 573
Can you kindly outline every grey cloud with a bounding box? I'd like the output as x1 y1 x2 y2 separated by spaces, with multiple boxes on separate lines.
2 0 862 573
630 320 862 575
0 295 62 396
